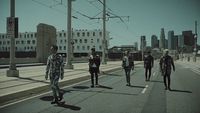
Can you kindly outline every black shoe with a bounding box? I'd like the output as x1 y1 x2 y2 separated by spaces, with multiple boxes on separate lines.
51 100 58 104
58 92 64 101
91 85 94 88
168 87 171 91
165 87 168 90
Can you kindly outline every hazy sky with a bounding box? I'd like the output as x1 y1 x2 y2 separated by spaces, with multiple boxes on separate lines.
0 0 200 47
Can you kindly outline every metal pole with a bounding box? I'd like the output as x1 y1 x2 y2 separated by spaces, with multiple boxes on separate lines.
7 0 19 77
194 21 197 62
65 0 73 69
102 0 106 64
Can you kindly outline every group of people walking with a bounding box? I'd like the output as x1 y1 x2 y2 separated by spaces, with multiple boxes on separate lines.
121 49 175 91
45 45 175 104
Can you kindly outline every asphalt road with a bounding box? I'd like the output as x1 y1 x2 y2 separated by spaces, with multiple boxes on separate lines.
1 62 200 113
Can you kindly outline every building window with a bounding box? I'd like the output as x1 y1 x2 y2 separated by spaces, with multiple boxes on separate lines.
99 32 102 36
97 39 99 43
31 46 33 50
24 34 26 38
99 46 102 50
64 33 66 37
0 41 1 45
84 39 87 43
20 34 22 38
31 34 33 38
24 47 26 50
75 39 77 43
27 46 30 50
87 46 90 50
87 32 90 37
82 32 85 37
16 41 20 44
21 40 24 44
27 40 31 44
59 46 62 50
65 40 66 43
91 39 93 43
59 33 62 37
32 40 35 44
2 35 4 38
82 46 85 50
3 41 6 45
7 41 10 45
80 39 82 43
64 46 66 50
93 32 95 36
35 33 37 37
27 34 29 38
77 46 80 50
77 32 80 37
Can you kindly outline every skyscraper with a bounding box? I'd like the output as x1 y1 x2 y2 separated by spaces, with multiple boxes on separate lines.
182 31 194 46
151 35 158 48
140 36 146 51
168 30 175 50
134 42 138 51
178 35 184 48
159 28 165 49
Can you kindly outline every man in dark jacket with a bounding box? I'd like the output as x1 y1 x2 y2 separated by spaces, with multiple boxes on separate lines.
122 51 134 86
89 48 101 87
160 49 175 90
144 51 154 81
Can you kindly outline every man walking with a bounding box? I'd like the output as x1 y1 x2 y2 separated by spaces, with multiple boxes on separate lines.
122 51 134 86
144 51 154 81
89 48 101 87
46 45 64 104
160 49 175 90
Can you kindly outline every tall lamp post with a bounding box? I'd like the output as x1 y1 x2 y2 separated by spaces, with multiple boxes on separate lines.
65 0 74 69
6 0 19 77
194 21 198 62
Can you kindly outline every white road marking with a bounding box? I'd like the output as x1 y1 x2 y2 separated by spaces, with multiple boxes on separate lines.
0 69 121 109
141 85 148 94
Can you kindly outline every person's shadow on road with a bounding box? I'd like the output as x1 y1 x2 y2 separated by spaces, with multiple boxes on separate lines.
40 96 81 111
55 102 81 111
169 89 192 93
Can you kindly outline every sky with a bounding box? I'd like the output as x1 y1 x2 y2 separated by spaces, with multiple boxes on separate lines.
0 0 200 48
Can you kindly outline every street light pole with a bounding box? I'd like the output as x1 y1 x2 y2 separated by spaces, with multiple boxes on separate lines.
102 0 107 64
6 0 19 77
65 0 73 69
194 21 198 62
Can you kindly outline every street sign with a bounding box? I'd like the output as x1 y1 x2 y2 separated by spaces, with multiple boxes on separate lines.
7 17 18 38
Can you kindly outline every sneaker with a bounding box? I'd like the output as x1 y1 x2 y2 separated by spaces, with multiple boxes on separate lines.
58 92 64 101
51 99 58 104
91 85 94 88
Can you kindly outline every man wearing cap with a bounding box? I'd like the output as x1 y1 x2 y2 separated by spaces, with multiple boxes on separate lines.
144 51 154 81
160 49 175 90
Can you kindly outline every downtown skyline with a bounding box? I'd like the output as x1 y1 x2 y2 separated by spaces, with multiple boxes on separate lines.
0 0 200 47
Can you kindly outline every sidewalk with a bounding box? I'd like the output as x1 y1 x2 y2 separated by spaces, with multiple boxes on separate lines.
176 59 200 74
0 61 142 106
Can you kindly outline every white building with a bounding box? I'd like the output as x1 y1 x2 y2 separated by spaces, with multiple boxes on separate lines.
0 29 110 55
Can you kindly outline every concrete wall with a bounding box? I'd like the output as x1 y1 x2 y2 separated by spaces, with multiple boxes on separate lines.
36 23 56 63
